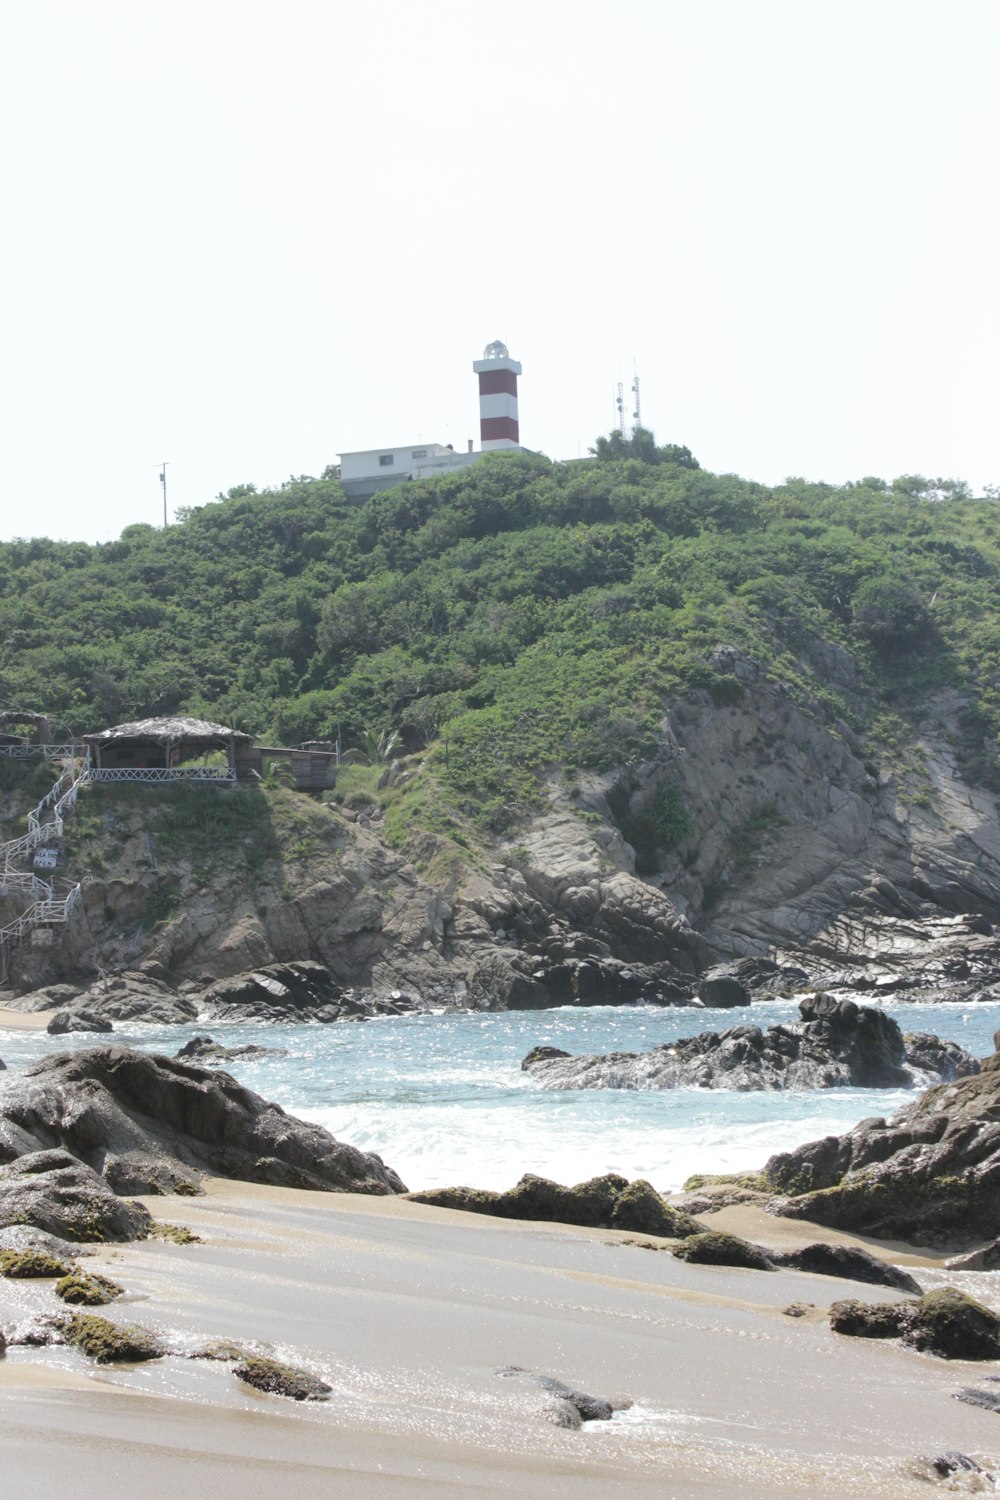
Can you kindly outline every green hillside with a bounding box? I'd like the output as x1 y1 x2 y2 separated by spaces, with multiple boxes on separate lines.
3 439 999 839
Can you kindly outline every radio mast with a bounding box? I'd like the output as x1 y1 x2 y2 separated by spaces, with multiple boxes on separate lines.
615 382 626 439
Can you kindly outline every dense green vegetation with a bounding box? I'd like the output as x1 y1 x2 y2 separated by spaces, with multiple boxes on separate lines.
3 439 1000 833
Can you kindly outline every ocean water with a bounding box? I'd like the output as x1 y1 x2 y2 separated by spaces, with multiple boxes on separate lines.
1 998 997 1195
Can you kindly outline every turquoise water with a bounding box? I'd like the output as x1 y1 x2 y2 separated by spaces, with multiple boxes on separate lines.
1 998 996 1194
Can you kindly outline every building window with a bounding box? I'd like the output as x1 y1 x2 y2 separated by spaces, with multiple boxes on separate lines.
379 454 394 467
411 448 427 458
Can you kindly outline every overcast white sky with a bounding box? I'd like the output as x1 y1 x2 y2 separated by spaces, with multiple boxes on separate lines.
1 0 998 543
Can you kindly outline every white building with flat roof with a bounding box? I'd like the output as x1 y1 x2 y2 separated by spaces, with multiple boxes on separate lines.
337 342 526 503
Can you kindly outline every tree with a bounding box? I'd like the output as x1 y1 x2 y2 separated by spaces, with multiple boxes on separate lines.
589 427 699 469
851 574 932 656
343 726 401 765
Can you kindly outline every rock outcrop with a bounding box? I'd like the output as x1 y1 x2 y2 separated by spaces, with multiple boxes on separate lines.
16 975 198 1025
17 963 434 1031
8 791 708 1008
407 1172 701 1238
765 1064 1000 1245
174 1036 287 1064
0 1047 405 1196
198 961 423 1023
521 996 978 1093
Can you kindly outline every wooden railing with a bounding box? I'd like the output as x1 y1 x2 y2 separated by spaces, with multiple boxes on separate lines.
0 871 52 901
0 750 86 970
86 766 236 784
0 743 77 760
1 749 236 971
0 880 81 958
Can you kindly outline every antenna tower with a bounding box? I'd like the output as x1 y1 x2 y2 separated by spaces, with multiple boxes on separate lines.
631 371 641 435
615 382 626 439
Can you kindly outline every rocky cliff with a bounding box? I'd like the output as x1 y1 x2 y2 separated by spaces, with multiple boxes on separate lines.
5 653 1000 1009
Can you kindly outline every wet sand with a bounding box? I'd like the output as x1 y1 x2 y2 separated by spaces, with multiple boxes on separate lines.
2 1180 999 1498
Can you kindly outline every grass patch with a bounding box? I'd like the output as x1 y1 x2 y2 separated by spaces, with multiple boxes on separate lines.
326 762 383 808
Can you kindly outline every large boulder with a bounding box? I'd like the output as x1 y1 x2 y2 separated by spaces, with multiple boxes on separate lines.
521 998 978 1093
830 1289 1000 1360
770 1242 922 1294
698 967 750 1008
47 1010 114 1036
0 1046 405 1196
765 1066 1000 1245
0 1150 151 1242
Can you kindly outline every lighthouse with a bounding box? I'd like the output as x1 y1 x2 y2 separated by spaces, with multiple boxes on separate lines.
473 340 522 450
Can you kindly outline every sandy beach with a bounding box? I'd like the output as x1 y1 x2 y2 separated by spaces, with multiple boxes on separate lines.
1 1180 998 1499
0 1004 54 1032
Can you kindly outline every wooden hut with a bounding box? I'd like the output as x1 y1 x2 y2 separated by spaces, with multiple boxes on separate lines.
234 743 338 792
82 716 336 791
83 717 249 782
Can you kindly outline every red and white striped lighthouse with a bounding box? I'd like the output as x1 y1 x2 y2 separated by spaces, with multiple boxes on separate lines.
473 340 522 450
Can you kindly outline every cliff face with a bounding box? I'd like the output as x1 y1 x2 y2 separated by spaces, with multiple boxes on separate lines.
600 654 1000 977
6 653 1000 1006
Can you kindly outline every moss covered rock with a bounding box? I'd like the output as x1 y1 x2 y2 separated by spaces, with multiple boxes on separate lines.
830 1288 1000 1359
195 1338 250 1363
683 1172 770 1194
904 1289 1000 1359
60 1313 163 1363
145 1221 202 1245
608 1178 701 1237
233 1354 331 1400
671 1231 775 1270
55 1271 124 1306
405 1185 503 1215
407 1173 699 1238
0 1249 72 1278
829 1299 908 1340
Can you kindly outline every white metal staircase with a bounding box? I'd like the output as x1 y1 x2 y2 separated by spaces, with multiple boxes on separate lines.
0 751 87 975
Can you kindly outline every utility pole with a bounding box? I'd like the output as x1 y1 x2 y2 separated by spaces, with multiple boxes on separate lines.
159 462 169 527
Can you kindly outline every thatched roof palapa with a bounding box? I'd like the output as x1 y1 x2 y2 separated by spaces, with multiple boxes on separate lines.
84 717 250 743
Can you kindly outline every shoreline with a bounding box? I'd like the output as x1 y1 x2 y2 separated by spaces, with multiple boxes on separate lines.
2 1178 998 1497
